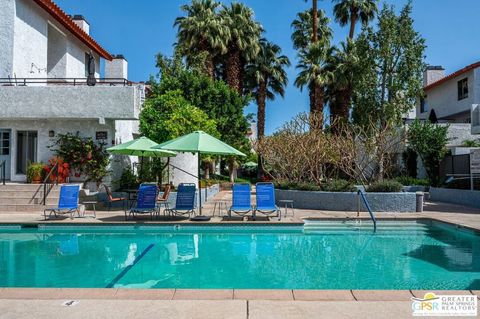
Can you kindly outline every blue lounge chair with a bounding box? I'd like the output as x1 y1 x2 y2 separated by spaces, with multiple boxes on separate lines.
228 183 253 219
126 184 158 220
44 185 80 220
165 183 196 218
254 182 281 221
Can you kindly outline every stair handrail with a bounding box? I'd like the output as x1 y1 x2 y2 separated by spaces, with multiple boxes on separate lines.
0 160 5 185
357 190 377 232
43 159 59 205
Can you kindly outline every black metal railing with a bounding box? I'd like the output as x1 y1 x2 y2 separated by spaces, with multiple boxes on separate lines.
43 159 59 205
0 77 132 86
357 190 377 232
0 160 5 185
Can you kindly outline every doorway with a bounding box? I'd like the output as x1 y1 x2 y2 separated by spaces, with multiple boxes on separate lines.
16 131 38 175
0 129 11 180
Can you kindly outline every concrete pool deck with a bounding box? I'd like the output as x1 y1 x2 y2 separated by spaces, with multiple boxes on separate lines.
0 289 478 319
0 191 479 318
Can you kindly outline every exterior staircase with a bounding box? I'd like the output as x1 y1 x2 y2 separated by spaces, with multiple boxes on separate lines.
0 183 61 212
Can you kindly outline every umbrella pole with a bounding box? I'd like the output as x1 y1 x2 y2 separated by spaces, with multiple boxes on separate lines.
198 152 202 215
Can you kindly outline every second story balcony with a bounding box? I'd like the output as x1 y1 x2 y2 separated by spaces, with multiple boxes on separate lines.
0 78 144 121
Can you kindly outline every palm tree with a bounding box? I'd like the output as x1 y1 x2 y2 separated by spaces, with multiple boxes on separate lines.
333 0 377 39
245 39 290 177
174 0 228 79
327 40 360 131
302 0 319 43
220 3 262 94
246 40 290 139
295 41 333 128
292 9 332 50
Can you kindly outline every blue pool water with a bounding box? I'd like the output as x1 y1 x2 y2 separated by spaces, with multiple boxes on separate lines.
0 221 478 290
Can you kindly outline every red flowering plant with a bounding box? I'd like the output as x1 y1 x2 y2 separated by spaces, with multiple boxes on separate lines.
48 133 110 186
43 156 70 183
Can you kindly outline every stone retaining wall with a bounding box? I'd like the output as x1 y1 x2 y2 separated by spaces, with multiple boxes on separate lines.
430 187 480 209
275 189 416 212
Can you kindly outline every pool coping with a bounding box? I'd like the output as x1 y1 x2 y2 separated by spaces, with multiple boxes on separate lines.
0 216 478 302
0 288 477 302
1 216 479 233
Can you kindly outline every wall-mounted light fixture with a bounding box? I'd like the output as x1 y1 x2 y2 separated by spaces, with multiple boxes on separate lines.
48 130 55 137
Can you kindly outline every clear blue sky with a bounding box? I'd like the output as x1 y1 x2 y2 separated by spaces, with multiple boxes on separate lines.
56 0 480 134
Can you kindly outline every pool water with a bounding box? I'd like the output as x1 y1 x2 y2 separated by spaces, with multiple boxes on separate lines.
0 221 479 290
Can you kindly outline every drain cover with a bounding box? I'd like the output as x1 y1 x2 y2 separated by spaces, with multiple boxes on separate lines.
62 300 79 307
190 215 211 222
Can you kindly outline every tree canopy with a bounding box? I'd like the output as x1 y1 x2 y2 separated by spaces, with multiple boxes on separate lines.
141 54 251 154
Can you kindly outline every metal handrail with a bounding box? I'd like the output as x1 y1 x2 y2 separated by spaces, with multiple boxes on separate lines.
43 160 59 205
0 77 132 86
357 190 377 232
0 160 5 185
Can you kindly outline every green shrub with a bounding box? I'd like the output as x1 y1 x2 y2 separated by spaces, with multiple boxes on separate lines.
321 179 356 192
117 168 138 190
461 139 480 147
26 162 44 183
275 180 355 192
395 176 430 186
274 181 322 191
367 180 403 192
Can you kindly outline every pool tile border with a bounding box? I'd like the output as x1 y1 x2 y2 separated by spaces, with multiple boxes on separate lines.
0 288 476 302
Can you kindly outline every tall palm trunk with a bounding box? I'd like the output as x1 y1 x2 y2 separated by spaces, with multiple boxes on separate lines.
309 82 317 116
313 84 324 129
226 44 243 94
257 80 267 178
331 87 351 133
348 10 358 39
312 0 318 43
205 55 215 80
197 39 216 79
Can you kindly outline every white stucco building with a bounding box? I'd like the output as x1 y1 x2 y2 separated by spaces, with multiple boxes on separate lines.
417 64 480 136
0 0 198 187
0 0 144 184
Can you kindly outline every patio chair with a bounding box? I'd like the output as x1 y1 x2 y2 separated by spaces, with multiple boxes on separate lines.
44 185 80 220
228 183 253 219
126 184 158 220
164 183 196 219
254 182 281 221
102 184 127 211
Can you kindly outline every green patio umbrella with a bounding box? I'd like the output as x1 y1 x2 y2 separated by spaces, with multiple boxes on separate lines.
154 131 246 216
108 137 176 185
107 136 176 158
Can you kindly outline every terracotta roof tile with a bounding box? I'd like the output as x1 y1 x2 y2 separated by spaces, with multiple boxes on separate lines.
33 0 113 60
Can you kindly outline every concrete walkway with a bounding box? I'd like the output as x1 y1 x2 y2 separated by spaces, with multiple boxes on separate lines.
0 299 419 319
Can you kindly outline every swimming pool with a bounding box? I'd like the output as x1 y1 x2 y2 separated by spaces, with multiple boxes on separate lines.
0 221 478 290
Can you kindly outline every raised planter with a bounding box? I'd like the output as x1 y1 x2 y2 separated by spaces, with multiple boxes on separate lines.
430 187 480 209
275 189 416 212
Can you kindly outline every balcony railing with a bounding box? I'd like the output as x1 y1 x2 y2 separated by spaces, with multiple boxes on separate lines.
0 78 133 86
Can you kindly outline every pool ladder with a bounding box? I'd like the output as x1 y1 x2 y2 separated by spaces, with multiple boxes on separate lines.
357 190 377 232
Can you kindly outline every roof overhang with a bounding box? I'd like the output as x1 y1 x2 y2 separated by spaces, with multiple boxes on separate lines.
33 0 113 60
424 62 480 92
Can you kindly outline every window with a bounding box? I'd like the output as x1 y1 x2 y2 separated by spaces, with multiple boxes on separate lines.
0 131 9 156
420 96 428 113
458 78 468 100
84 52 89 77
